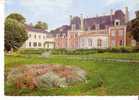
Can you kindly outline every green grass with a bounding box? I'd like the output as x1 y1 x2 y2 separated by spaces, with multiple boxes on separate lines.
5 53 139 96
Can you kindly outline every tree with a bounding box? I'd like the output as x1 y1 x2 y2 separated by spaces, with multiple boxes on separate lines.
34 21 48 30
136 11 139 19
127 10 139 42
6 13 26 24
5 18 28 51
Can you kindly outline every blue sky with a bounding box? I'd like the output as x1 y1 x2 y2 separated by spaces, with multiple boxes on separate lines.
5 0 139 31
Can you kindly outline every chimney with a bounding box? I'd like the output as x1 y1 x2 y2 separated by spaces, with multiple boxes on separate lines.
80 14 84 31
110 9 113 21
70 15 74 31
95 24 100 30
70 15 73 25
125 7 129 23
71 24 76 31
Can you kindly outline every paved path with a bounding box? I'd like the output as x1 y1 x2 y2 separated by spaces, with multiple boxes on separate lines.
67 56 139 63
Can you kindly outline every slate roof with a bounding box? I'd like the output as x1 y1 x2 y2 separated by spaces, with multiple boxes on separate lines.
26 25 48 34
50 25 71 36
50 9 126 36
72 10 126 30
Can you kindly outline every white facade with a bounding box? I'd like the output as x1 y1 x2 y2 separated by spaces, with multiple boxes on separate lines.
44 38 55 49
22 31 55 49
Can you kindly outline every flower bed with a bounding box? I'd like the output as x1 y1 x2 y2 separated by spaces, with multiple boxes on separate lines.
6 64 87 89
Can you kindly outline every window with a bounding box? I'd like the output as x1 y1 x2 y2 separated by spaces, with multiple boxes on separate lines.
111 40 116 47
111 31 115 37
29 42 31 47
119 30 123 36
97 39 102 47
39 35 41 39
75 33 78 38
114 20 120 26
81 38 85 47
29 34 31 38
88 38 92 47
120 40 124 46
33 42 37 47
38 42 41 47
34 35 36 39
43 36 45 39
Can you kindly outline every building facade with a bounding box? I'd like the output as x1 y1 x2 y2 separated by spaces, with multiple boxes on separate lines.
54 7 131 49
22 25 55 49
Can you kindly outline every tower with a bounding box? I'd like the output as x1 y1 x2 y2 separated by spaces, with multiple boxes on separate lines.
125 7 129 24
80 14 84 31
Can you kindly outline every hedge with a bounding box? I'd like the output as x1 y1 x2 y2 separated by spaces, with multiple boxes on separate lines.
18 47 139 55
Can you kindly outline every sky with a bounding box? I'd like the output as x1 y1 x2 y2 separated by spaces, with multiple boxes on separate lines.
5 0 139 31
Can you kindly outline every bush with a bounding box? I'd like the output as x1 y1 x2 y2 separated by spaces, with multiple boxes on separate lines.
18 47 139 56
19 48 50 54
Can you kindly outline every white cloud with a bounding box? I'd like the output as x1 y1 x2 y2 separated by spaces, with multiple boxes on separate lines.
105 0 123 6
19 0 73 11
104 0 139 8
12 0 74 30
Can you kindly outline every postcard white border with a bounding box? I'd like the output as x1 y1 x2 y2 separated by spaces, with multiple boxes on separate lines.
0 0 138 100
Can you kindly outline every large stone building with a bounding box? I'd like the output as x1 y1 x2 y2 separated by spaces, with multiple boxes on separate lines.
54 7 134 49
22 25 55 49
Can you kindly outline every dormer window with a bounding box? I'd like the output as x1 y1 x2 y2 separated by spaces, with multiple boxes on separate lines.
114 19 120 26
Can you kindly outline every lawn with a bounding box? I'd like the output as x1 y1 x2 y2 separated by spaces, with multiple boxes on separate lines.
5 53 139 96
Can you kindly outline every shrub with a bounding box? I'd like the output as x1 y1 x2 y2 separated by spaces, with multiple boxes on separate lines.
18 47 139 55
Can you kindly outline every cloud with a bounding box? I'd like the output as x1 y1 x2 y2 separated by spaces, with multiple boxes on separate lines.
5 0 139 30
103 0 139 8
6 0 74 30
105 0 123 6
19 0 73 12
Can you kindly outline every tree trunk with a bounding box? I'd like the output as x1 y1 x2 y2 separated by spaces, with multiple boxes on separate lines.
8 48 13 55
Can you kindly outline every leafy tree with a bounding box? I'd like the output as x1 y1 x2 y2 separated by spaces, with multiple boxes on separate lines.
6 13 26 24
127 10 139 42
34 21 48 30
136 11 139 18
5 18 28 51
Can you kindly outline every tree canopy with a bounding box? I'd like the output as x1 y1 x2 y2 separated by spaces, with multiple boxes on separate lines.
127 10 139 42
5 13 28 51
6 13 26 24
34 21 48 30
136 11 139 19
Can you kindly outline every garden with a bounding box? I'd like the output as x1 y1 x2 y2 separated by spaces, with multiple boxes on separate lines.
4 49 139 96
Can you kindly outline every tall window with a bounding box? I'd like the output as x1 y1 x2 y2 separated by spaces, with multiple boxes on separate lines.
120 40 124 46
81 38 85 47
97 39 102 47
38 42 41 47
34 34 36 39
33 42 37 47
29 34 31 38
29 42 31 47
39 35 41 39
43 36 45 39
88 38 92 47
111 31 115 37
111 40 116 47
119 30 123 36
